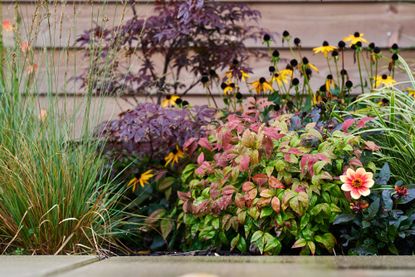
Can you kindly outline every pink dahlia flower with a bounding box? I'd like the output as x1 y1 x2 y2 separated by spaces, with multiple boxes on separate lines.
340 168 374 200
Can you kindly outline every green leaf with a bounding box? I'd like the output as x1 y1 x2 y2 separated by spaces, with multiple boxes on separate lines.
212 217 220 229
157 177 175 191
333 214 355 225
230 234 240 250
160 218 173 240
300 214 310 230
308 241 316 255
292 238 307 248
260 207 274 218
237 236 247 253
315 233 336 251
251 230 263 243
264 237 281 254
181 164 197 183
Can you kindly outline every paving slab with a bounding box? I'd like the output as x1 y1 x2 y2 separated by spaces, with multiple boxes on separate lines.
57 256 415 277
0 255 98 277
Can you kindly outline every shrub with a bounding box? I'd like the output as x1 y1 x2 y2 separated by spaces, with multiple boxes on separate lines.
177 98 378 255
94 103 215 251
333 163 415 255
77 0 264 103
95 102 215 164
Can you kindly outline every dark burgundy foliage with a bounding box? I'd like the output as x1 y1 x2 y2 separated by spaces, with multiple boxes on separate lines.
95 103 215 161
76 0 264 102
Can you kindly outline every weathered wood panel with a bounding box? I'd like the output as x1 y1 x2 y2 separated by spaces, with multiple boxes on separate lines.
27 48 415 95
2 1 415 48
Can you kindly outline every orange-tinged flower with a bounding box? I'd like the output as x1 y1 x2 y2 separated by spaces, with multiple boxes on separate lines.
251 77 273 94
26 64 38 74
343 32 368 46
271 69 292 86
374 74 396 88
127 169 154 192
340 168 374 200
39 109 47 122
20 41 30 53
313 41 337 57
2 20 13 32
161 95 180 107
164 145 184 166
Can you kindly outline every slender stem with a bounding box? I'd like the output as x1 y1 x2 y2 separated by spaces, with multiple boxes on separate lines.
356 51 365 94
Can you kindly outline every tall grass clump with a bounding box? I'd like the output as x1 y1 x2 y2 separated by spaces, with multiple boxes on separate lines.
350 56 415 184
0 2 126 255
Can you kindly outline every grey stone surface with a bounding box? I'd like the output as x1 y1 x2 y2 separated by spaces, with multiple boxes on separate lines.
57 256 415 277
0 255 98 277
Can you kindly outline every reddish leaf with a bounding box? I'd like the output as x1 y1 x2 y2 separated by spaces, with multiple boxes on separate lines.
242 181 255 192
349 158 363 167
198 137 213 151
365 141 381 151
271 197 281 214
253 173 268 186
244 188 258 201
257 197 271 208
197 152 205 165
357 117 374 128
269 176 284 189
177 191 191 201
239 155 250 172
342 118 355 132
222 185 236 196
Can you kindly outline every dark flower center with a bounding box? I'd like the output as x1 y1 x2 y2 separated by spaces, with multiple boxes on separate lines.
259 77 266 84
302 57 309 64
354 32 360 37
322 41 329 46
166 95 172 100
352 179 362 188
382 74 387 80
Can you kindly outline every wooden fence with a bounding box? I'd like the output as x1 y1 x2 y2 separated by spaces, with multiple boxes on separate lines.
1 1 415 115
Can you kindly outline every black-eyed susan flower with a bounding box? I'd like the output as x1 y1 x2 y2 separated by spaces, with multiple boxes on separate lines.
162 95 180 108
325 74 335 92
165 145 185 166
272 69 292 87
374 74 396 88
221 82 236 95
127 170 154 192
343 32 368 46
313 92 323 106
313 41 337 57
301 57 319 73
252 77 273 94
225 69 250 82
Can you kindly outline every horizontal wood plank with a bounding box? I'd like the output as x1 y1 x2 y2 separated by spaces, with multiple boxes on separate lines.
1 2 415 48
18 48 415 95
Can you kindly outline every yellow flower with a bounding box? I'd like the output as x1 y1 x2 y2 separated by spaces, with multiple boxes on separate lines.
251 77 273 94
313 92 322 106
313 41 337 58
405 87 415 98
226 70 250 82
161 95 180 108
374 74 396 88
325 75 335 92
241 70 250 82
271 69 292 87
221 82 236 95
164 145 185 166
127 170 154 192
343 32 368 46
301 57 319 73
